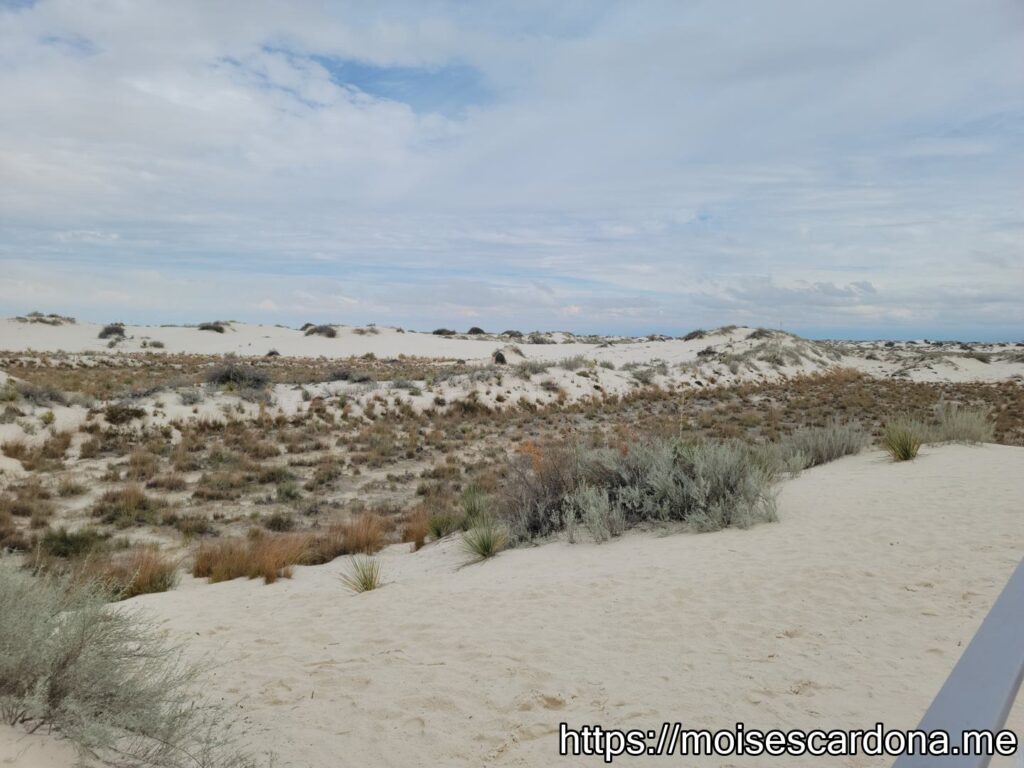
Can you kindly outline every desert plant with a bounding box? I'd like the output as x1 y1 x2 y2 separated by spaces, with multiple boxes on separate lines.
57 478 88 497
89 548 179 599
782 418 868 468
930 402 994 444
428 511 462 540
205 361 269 389
882 418 925 461
0 566 254 766
198 321 226 333
461 521 509 561
192 532 308 584
343 513 385 554
97 323 125 339
92 485 164 527
340 556 382 593
304 324 337 338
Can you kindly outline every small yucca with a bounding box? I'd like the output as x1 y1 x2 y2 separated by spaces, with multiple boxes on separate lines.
882 419 923 461
461 522 508 562
341 556 382 593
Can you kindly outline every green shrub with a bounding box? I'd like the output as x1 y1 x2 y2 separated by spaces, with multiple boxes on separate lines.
340 556 381 593
428 511 462 540
0 566 254 766
882 418 924 461
461 521 508 562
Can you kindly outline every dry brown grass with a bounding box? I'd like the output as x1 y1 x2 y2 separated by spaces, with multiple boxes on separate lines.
88 548 179 599
343 513 386 554
401 507 430 551
193 531 309 584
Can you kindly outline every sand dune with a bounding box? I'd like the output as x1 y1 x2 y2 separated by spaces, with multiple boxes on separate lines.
4 444 1020 766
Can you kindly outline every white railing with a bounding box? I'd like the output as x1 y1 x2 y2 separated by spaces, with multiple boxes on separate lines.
893 558 1024 767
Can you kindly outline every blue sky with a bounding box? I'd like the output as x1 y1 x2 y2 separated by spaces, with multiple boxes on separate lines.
0 0 1022 339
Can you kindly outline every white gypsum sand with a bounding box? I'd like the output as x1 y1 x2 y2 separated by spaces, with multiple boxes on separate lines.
2 444 1020 767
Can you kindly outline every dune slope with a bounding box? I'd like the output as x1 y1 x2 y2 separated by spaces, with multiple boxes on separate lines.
3 444 1022 767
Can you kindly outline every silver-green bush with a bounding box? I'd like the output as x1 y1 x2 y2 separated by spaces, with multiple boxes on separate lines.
0 567 255 767
930 402 994 444
781 418 869 469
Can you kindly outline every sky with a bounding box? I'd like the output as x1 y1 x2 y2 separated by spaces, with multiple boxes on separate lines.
0 0 1022 340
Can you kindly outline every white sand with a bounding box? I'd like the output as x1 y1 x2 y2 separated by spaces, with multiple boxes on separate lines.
4 444 1021 766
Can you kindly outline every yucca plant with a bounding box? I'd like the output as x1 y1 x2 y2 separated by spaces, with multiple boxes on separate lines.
461 521 509 562
341 556 382 593
882 419 924 461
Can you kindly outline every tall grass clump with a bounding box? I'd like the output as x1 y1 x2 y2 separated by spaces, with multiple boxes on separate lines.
0 566 255 767
782 418 869 469
930 402 994 444
340 557 381 593
882 418 925 461
205 361 269 390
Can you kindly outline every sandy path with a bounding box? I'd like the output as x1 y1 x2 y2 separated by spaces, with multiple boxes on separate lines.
3 444 1022 766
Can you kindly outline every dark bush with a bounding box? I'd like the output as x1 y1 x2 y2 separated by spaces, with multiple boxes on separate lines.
304 325 337 338
98 323 125 339
104 402 146 425
205 361 270 389
198 321 226 333
432 328 456 336
467 326 486 335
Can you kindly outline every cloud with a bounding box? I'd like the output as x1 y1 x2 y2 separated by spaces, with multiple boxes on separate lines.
0 0 1022 338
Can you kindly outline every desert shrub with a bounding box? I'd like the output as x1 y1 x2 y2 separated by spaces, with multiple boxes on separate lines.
204 361 269 389
263 510 295 531
428 511 462 539
105 402 146 425
39 527 109 558
57 478 88 497
0 567 253 766
304 324 337 338
461 521 508 562
432 328 455 336
564 485 624 543
514 359 550 379
193 532 307 584
88 548 179 599
193 471 248 501
782 418 868 469
146 472 187 491
179 387 204 405
198 321 226 333
882 418 925 461
92 486 165 527
340 557 382 593
302 525 349 565
558 355 590 371
402 508 429 551
500 438 778 541
467 326 485 335
527 332 554 344
460 484 489 527
97 323 125 339
930 403 994 444
14 381 69 407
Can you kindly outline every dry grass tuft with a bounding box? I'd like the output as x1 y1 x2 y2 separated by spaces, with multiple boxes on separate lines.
343 513 385 554
193 532 309 584
88 548 179 599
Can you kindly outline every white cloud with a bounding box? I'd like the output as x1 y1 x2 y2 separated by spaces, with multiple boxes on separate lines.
0 0 1021 338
